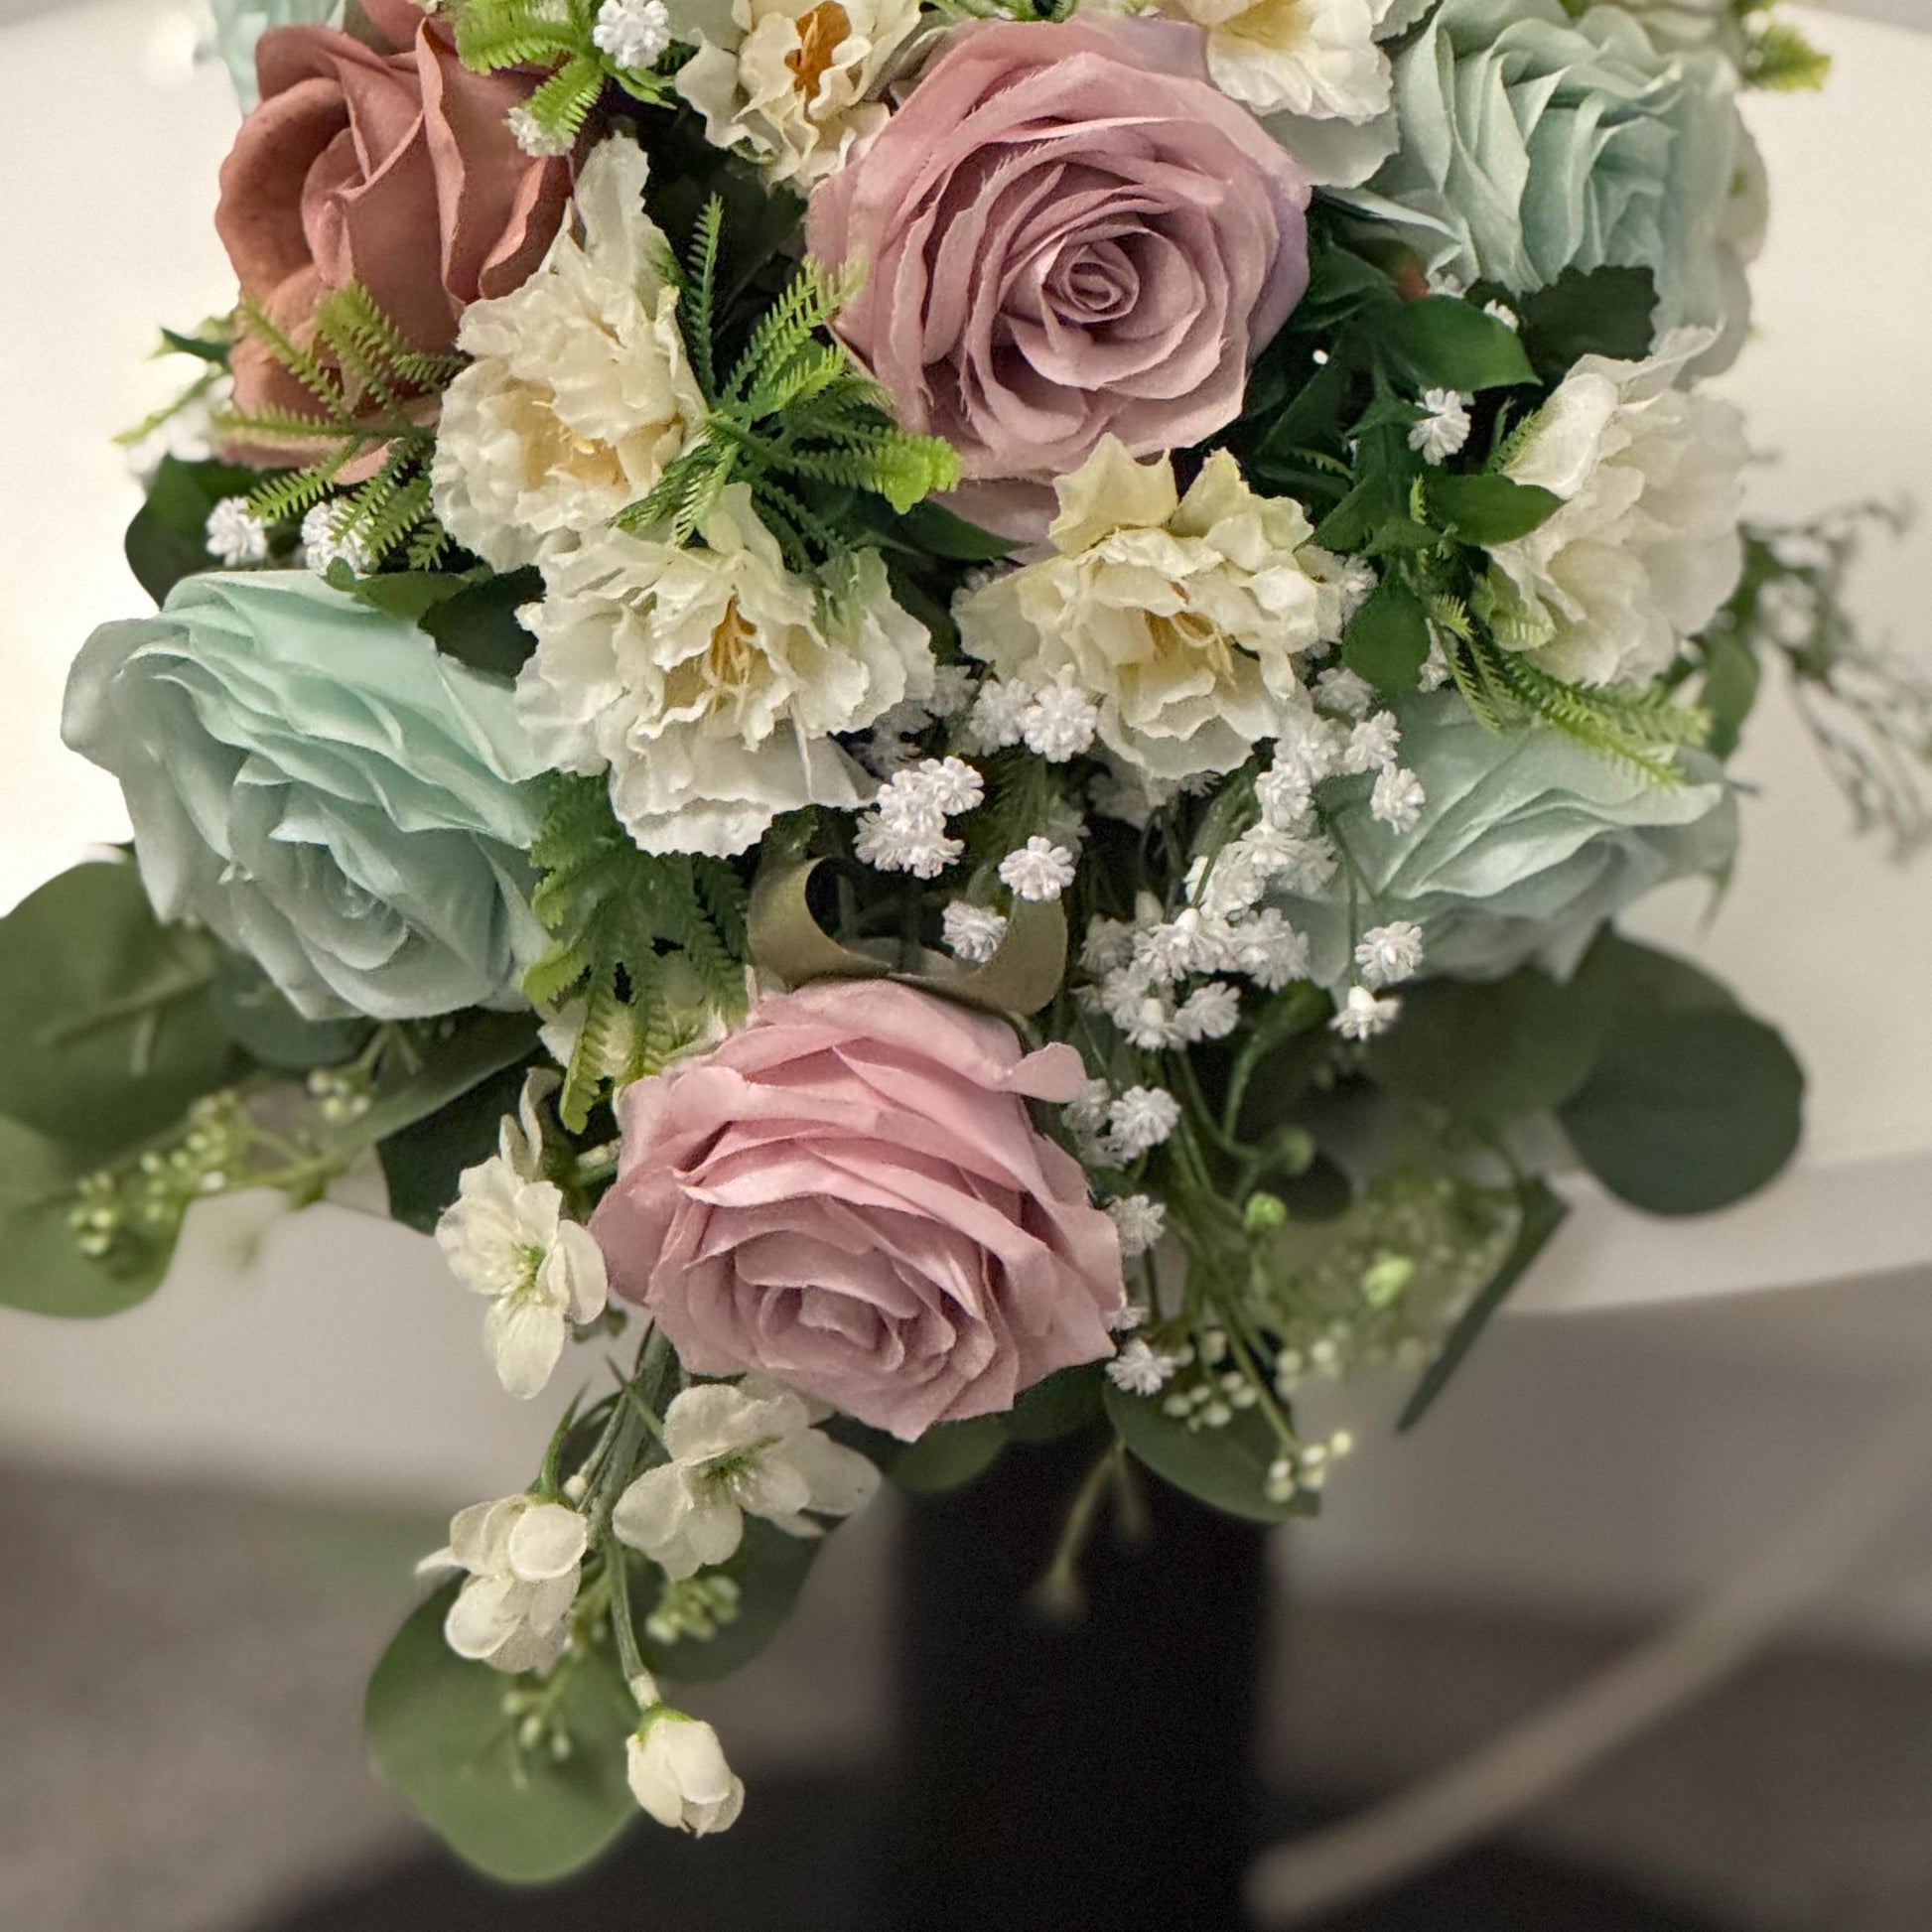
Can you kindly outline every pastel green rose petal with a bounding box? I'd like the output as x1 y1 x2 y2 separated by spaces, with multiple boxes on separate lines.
204 0 345 110
64 572 548 1024
1275 692 1738 988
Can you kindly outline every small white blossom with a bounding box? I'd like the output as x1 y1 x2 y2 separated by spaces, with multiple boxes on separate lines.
999 837 1078 902
1418 638 1452 692
963 675 1034 752
1226 908 1311 991
903 756 984 817
1080 916 1136 976
1330 984 1403 1040
628 1711 744 1836
300 499 369 576
507 103 575 158
1409 388 1473 465
1021 678 1101 761
613 1381 880 1582
1370 764 1427 834
942 900 1008 963
1312 551 1380 626
1484 299 1521 330
1312 666 1376 720
1342 714 1402 774
1107 1086 1181 1158
593 0 672 69
1065 1076 1114 1148
1255 761 1314 833
854 813 962 879
1254 830 1338 897
928 662 978 718
1132 906 1223 985
1175 981 1242 1042
1106 1193 1168 1260
436 1077 609 1401
206 495 267 567
1105 978 1187 1052
427 1495 588 1674
1108 1338 1182 1397
1355 920 1426 988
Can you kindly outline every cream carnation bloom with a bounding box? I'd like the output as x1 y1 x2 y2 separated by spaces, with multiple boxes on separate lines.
516 485 934 856
672 0 920 189
1487 329 1747 688
432 135 704 572
957 439 1341 781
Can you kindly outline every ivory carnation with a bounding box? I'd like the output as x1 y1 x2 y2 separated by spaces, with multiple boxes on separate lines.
956 439 1341 781
1486 331 1747 687
433 137 705 573
515 487 934 857
591 980 1126 1441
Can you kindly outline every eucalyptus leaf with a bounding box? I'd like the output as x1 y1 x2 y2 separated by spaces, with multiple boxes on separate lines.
420 568 543 680
1342 578 1432 696
640 1519 823 1684
211 953 373 1071
365 1584 637 1884
887 1415 1007 1493
1383 296 1536 392
339 1011 541 1161
1104 1382 1312 1526
125 455 264 605
1007 1364 1105 1444
1428 473 1563 545
378 1062 529 1235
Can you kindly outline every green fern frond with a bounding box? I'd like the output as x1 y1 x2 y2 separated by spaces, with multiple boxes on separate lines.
682 197 725 403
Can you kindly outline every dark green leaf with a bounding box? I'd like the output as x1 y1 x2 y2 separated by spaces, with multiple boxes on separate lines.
1515 268 1658 384
210 953 373 1071
891 501 1016 562
641 1518 823 1684
1342 577 1432 696
1007 1363 1106 1444
1384 297 1536 392
1104 1382 1313 1525
420 568 543 679
0 862 243 1157
887 1415 1007 1493
125 455 267 605
378 1062 529 1235
1428 473 1563 545
160 327 232 367
340 1011 542 1160
331 566 471 624
0 1116 176 1317
1400 1180 1568 1428
365 1584 637 1884
1697 630 1762 760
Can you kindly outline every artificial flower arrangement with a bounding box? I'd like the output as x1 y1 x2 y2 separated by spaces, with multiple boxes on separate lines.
5 0 1926 1880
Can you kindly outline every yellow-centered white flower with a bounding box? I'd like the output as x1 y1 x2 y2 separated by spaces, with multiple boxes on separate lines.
627 1709 745 1834
432 135 704 572
614 1380 881 1582
515 485 934 857
424 1494 589 1675
1486 329 1747 687
435 1072 608 1401
672 0 921 189
957 438 1343 782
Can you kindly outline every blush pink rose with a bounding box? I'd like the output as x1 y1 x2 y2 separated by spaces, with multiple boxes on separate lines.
592 980 1125 1441
214 0 570 429
806 17 1311 496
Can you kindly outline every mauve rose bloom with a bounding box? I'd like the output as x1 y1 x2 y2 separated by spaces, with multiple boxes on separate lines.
806 17 1311 497
592 980 1125 1441
214 0 570 428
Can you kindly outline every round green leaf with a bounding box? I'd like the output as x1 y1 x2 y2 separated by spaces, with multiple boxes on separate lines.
1559 1008 1804 1215
1103 1382 1311 1526
888 1414 1007 1493
639 1519 822 1686
365 1584 638 1885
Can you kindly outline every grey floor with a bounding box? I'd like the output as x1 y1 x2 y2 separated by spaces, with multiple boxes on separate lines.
5 1461 1932 1932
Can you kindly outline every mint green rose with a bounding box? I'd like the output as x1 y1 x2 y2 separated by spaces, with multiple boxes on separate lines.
1344 0 1762 371
1275 692 1736 987
204 0 344 109
64 573 547 1023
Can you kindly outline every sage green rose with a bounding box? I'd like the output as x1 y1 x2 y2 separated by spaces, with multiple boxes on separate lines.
204 0 344 108
64 573 548 1023
1274 692 1736 987
1343 0 1763 371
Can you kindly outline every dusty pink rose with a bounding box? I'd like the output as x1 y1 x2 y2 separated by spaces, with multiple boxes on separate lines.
592 980 1125 1441
214 0 570 428
806 16 1311 495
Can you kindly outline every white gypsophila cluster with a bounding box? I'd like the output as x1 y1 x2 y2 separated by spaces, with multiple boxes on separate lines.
1330 982 1402 1039
205 496 267 567
673 0 922 189
613 1380 880 1582
628 1706 744 1836
1105 1086 1182 1159
516 485 934 857
1106 1192 1168 1259
434 137 703 574
435 1074 609 1400
1354 918 1425 989
941 899 1008 963
998 836 1078 903
299 499 370 577
1370 763 1427 833
957 440 1347 783
1107 1336 1183 1396
425 1494 588 1674
507 104 577 159
1487 328 1748 687
853 755 983 879
1408 388 1473 465
957 671 1103 764
593 0 673 69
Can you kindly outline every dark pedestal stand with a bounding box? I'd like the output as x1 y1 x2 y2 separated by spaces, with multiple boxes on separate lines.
268 1434 1737 1932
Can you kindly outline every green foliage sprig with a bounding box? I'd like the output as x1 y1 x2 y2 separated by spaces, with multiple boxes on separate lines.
217 284 465 571
615 202 961 572
524 776 751 1129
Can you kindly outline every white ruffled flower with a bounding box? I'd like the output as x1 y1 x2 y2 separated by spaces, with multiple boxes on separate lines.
1330 983 1402 1040
943 900 1008 963
1408 388 1472 465
673 0 921 188
1487 329 1747 687
1021 677 1102 762
628 1709 745 1835
517 485 933 856
999 838 1078 902
613 1381 881 1582
959 440 1339 783
433 136 704 572
1107 1337 1183 1397
595 0 673 69
1354 918 1425 988
206 496 267 567
427 1494 588 1674
435 1076 608 1401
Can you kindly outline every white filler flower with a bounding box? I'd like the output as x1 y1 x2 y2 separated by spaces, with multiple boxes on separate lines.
433 135 704 571
436 1075 608 1400
614 1381 881 1581
1486 329 1747 687
628 1708 745 1835
426 1494 589 1674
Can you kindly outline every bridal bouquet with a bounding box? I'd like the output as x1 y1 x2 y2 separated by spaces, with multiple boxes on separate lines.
7 0 1921 1879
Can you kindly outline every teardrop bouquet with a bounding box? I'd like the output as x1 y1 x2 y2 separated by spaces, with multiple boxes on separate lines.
8 0 1925 1879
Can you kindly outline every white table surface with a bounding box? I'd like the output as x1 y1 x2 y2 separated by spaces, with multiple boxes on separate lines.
0 0 1926 1503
